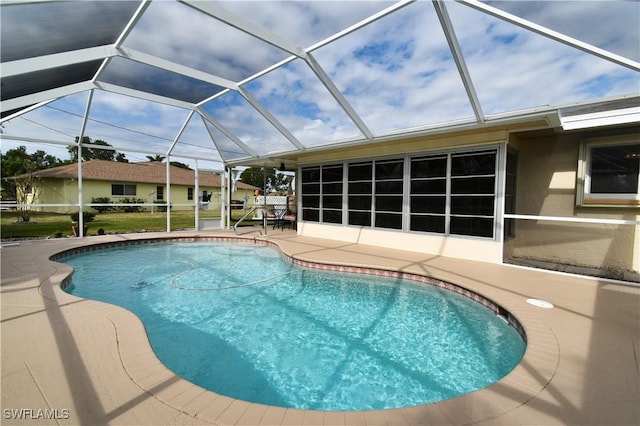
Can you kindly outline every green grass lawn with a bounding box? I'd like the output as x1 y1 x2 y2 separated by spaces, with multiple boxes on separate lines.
0 209 236 240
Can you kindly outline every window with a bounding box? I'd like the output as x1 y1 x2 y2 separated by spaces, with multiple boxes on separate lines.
449 151 496 238
410 155 447 233
375 159 404 229
410 150 497 238
579 135 640 206
301 147 499 238
348 162 372 226
187 187 193 201
347 159 405 229
301 166 321 222
111 183 136 196
300 164 343 224
322 164 343 224
156 185 164 201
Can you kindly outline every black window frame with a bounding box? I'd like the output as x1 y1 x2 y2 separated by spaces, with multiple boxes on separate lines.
111 183 136 196
300 146 500 239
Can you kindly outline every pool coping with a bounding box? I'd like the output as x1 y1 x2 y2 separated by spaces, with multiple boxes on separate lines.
43 234 557 425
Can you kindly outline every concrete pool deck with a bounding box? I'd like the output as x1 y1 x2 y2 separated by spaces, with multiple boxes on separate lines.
1 230 638 425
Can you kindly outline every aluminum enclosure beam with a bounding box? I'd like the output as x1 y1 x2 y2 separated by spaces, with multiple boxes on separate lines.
94 82 196 111
305 52 374 140
117 47 239 90
197 107 259 158
433 0 485 123
237 88 306 151
179 0 306 58
1 82 95 114
2 45 116 78
458 0 640 72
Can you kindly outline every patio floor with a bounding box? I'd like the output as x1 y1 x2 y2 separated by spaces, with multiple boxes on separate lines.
1 229 638 425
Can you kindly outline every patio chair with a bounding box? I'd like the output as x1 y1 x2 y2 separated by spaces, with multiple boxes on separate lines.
263 206 278 229
283 213 296 230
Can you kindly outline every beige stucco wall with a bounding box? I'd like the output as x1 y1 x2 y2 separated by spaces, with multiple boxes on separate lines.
298 222 503 263
506 131 639 274
36 179 253 214
292 127 510 264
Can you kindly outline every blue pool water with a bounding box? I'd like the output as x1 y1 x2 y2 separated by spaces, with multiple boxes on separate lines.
62 242 525 411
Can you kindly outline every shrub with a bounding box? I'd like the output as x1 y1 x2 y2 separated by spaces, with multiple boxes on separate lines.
70 211 95 223
116 197 146 213
91 197 114 213
153 200 171 212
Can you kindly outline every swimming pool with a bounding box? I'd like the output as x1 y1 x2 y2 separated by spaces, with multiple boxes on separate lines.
62 240 525 411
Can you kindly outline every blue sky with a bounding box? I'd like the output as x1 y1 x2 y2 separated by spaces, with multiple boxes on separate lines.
2 0 638 169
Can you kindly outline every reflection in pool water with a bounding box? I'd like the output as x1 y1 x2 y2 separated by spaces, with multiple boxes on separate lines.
63 241 525 411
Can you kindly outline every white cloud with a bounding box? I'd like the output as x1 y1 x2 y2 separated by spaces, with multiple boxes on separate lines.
3 0 637 162
487 1 640 62
123 1 290 82
448 1 639 114
218 1 396 48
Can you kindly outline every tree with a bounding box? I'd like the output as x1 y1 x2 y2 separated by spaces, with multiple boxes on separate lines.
239 167 290 194
14 168 41 223
68 137 128 162
146 154 166 162
1 146 66 199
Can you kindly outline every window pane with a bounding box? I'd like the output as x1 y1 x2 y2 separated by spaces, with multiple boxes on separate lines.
411 196 445 214
349 212 371 226
411 157 446 178
451 176 495 194
451 152 496 176
349 182 372 193
322 209 342 223
349 162 372 180
323 195 342 209
376 195 403 212
323 165 343 182
375 213 402 229
590 145 640 194
450 216 494 238
349 195 371 210
323 182 343 195
124 185 136 196
349 211 371 226
301 167 320 183
112 184 123 196
410 179 446 194
376 160 403 180
302 195 320 208
303 209 319 222
410 215 445 233
302 183 320 194
375 181 403 194
451 196 494 216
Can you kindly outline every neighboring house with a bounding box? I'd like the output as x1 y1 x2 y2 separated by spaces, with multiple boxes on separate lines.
26 160 257 213
292 100 639 280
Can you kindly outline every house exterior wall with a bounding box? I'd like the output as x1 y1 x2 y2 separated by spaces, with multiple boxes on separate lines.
36 178 254 214
294 128 512 264
293 124 639 274
506 130 639 275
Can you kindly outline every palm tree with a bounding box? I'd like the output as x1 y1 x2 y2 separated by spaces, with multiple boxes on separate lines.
146 154 166 162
